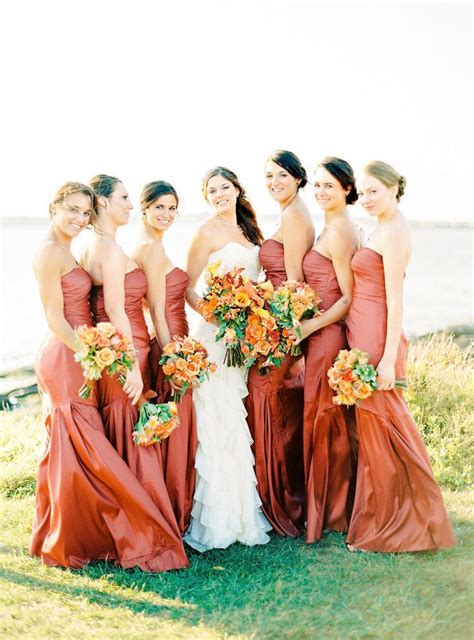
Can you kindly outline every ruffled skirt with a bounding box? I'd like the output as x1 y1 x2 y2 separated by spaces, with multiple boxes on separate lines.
184 321 271 551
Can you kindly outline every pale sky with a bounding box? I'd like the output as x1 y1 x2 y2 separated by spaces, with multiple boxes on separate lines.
0 0 472 222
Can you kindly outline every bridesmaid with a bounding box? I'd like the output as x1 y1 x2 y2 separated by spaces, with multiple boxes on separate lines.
246 150 315 536
31 182 187 571
82 174 188 568
289 157 360 543
132 180 197 536
346 161 456 552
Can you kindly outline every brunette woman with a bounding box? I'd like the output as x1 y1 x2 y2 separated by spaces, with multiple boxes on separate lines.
246 150 315 537
83 174 188 569
289 158 360 543
183 166 271 551
132 180 197 536
31 182 186 571
345 161 456 552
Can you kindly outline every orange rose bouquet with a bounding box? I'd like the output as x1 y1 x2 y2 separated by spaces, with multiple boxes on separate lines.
242 307 289 375
268 280 322 356
198 261 267 367
74 322 136 399
159 335 217 402
132 401 180 446
327 348 408 406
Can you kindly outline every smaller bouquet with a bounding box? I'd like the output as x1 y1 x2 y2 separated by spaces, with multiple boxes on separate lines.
242 308 289 375
74 322 135 399
327 348 408 406
268 281 322 356
198 261 266 367
159 335 217 402
132 401 180 446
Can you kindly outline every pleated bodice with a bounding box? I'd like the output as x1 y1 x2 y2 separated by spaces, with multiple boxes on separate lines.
164 267 189 337
61 267 94 327
346 248 407 378
259 239 288 286
302 250 342 311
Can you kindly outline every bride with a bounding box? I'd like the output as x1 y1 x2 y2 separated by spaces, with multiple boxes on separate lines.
184 166 272 551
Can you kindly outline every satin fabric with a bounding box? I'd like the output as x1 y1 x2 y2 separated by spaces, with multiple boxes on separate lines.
345 248 456 551
246 239 305 536
302 250 354 543
91 268 188 568
149 267 197 536
30 268 188 570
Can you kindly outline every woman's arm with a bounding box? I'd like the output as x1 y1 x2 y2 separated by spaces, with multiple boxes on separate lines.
289 229 355 343
185 226 213 314
34 244 78 351
141 242 171 348
376 231 410 390
100 245 143 404
281 208 310 282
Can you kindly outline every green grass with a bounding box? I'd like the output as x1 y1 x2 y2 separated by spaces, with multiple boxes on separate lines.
1 330 473 638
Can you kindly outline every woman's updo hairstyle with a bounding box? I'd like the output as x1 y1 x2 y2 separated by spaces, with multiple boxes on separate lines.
140 181 179 213
317 157 358 205
202 166 264 246
89 174 122 200
49 181 97 225
363 161 406 201
267 149 308 189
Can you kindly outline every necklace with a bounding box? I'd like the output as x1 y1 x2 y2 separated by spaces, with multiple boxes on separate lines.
216 214 243 233
94 227 116 241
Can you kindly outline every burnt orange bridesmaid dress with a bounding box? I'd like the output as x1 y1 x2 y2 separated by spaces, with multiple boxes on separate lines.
345 248 456 551
30 267 188 570
149 267 197 536
302 250 354 543
91 268 188 566
246 239 305 537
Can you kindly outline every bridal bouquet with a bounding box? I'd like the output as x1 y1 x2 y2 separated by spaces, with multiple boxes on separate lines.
74 322 136 399
132 401 180 446
327 348 408 406
268 281 322 356
159 335 217 402
199 261 267 367
242 308 289 375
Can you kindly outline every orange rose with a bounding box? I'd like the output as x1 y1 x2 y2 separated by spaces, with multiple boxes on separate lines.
77 325 100 346
95 347 116 368
162 361 176 376
249 323 265 341
184 361 200 378
255 340 272 356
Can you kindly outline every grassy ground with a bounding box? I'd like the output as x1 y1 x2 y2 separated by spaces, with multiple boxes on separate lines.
1 330 473 639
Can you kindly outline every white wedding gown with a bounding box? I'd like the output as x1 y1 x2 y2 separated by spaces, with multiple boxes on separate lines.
184 242 272 552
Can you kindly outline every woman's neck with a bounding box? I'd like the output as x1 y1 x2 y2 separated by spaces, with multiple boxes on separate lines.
143 222 164 242
378 203 400 225
279 191 299 213
324 205 348 226
94 212 118 240
48 225 72 248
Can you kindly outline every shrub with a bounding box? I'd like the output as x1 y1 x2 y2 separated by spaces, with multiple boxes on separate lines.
406 333 473 490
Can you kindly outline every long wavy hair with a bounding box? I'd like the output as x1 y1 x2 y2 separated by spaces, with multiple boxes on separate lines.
202 166 264 246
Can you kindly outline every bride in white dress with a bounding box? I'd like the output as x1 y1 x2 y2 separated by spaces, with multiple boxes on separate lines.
184 167 272 551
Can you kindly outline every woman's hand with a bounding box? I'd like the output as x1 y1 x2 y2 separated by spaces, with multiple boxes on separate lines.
122 363 144 405
376 358 395 391
288 319 315 345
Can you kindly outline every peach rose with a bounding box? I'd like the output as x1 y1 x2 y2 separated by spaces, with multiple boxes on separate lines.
95 347 116 368
96 322 115 338
162 361 176 376
77 325 100 346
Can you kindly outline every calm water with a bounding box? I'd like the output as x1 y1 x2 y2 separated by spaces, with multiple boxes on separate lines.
1 216 472 373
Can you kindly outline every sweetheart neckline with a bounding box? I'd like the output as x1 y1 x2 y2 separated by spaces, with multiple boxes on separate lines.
208 241 260 259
